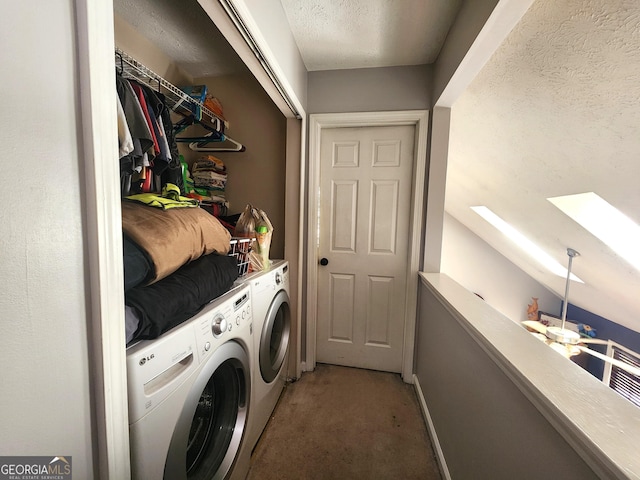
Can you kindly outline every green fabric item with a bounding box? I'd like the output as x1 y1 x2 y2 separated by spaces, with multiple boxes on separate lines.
126 183 198 209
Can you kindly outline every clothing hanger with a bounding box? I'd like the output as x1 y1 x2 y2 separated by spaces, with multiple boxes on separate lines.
116 52 124 75
190 134 245 152
173 117 246 152
175 131 246 152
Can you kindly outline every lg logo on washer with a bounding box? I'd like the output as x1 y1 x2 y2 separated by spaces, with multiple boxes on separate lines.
139 354 155 366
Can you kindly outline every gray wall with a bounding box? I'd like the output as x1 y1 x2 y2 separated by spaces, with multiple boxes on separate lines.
0 1 95 477
432 0 499 104
415 279 598 480
307 65 432 113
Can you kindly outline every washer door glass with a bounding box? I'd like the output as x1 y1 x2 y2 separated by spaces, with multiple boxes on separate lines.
260 290 291 383
165 342 249 480
188 358 246 479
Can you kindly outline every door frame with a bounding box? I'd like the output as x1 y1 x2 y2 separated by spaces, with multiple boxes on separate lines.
81 1 307 476
77 1 131 478
305 111 429 383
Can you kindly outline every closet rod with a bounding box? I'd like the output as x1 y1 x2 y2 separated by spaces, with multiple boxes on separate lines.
115 47 229 131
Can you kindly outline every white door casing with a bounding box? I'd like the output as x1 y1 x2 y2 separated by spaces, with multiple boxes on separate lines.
316 125 415 372
77 1 131 478
306 111 429 382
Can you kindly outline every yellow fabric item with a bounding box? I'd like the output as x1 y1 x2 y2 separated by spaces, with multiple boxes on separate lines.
125 183 198 209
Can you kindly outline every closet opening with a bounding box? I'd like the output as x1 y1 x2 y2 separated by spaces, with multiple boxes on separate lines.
100 0 304 475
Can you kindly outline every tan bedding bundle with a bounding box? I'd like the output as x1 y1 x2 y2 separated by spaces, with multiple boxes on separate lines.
122 201 231 285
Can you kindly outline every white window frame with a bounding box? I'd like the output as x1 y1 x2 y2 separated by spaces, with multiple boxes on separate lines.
601 340 640 408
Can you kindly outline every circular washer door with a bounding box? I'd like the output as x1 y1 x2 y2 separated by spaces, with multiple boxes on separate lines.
164 341 250 480
259 289 291 383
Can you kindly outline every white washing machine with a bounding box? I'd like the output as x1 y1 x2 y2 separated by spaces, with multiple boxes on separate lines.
126 284 253 480
245 260 291 451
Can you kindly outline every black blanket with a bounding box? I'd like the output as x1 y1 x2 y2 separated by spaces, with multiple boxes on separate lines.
125 253 238 341
123 233 152 291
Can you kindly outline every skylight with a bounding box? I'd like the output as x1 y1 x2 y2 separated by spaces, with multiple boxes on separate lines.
471 206 583 282
548 192 640 271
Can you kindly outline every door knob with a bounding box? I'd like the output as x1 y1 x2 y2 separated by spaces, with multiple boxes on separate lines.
319 258 329 266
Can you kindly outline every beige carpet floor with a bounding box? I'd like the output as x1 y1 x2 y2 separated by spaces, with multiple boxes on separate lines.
247 364 442 480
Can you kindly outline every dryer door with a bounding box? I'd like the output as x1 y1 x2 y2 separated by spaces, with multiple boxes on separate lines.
259 289 291 383
165 341 250 480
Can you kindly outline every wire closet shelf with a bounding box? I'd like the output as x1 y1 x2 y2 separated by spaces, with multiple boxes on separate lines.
115 47 228 133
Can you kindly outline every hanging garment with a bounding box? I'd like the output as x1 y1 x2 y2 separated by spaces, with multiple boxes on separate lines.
117 74 155 195
129 81 160 156
116 96 134 159
156 116 172 162
157 91 183 192
115 74 153 157
139 84 170 168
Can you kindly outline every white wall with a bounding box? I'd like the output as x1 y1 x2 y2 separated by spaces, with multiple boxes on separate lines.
0 1 95 477
441 212 561 322
307 65 431 113
432 0 535 106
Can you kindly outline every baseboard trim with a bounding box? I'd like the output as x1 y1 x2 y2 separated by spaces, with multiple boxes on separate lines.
413 374 452 480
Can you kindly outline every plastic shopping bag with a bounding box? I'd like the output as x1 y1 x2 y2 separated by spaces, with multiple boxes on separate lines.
236 204 273 271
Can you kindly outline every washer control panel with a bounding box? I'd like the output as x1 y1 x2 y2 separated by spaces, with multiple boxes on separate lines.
211 314 228 336
194 286 252 362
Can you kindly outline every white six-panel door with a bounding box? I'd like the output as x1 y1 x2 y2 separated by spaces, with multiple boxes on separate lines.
316 125 416 372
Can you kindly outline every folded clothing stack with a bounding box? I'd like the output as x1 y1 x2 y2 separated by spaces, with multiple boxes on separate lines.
192 155 227 203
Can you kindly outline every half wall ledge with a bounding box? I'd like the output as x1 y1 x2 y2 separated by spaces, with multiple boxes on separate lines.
414 272 640 480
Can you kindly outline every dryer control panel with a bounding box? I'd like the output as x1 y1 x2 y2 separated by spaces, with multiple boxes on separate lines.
194 285 252 363
234 290 252 331
272 262 290 295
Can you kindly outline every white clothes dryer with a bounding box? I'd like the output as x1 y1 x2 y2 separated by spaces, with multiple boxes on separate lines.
245 260 291 451
126 284 253 480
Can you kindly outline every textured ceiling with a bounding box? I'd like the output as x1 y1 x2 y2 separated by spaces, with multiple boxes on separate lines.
447 0 640 331
279 0 462 70
113 0 246 77
114 0 462 75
